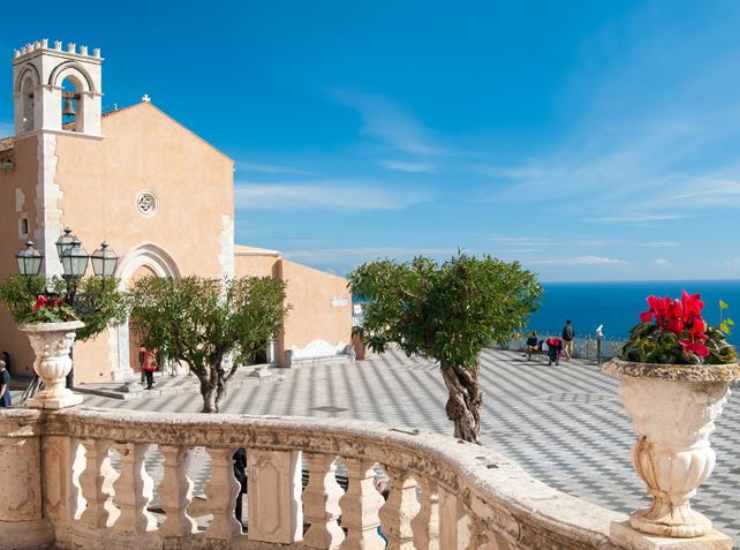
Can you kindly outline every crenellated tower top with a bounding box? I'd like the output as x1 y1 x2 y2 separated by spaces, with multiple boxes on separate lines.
13 39 102 60
12 38 104 138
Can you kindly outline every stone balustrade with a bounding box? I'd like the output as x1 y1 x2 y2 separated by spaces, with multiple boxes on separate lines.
0 406 630 550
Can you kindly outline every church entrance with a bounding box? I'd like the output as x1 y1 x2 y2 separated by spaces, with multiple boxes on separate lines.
127 265 157 374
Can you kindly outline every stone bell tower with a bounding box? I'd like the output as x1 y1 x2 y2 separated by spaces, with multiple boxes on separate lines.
11 39 104 277
13 39 103 137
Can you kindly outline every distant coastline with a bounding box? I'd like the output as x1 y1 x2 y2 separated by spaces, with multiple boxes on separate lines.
353 279 740 345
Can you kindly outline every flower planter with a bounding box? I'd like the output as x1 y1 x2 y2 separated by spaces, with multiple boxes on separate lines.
19 320 85 410
603 358 740 538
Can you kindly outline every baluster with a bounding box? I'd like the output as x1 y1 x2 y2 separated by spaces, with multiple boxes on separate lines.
111 442 157 534
438 487 458 549
411 478 439 550
43 436 82 525
159 445 196 537
379 469 420 549
303 452 345 549
338 458 385 550
204 447 241 541
247 449 303 543
78 439 116 529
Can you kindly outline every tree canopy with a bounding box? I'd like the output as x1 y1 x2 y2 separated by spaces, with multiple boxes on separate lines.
128 276 288 412
349 253 542 442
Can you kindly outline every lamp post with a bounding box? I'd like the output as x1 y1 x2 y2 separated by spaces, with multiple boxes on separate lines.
15 229 119 389
15 240 43 287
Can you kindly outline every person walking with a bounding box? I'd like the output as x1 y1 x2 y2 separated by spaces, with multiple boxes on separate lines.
545 337 562 366
140 347 157 390
562 320 575 360
0 359 11 408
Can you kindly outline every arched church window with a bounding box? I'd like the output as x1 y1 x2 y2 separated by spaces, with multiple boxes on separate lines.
61 76 83 132
21 77 35 132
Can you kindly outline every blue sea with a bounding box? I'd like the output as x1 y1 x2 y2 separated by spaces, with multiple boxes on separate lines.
527 280 740 345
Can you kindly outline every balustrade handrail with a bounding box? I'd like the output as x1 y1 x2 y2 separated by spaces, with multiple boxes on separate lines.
0 406 627 549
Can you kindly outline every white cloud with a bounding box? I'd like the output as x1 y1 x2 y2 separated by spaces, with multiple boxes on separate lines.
487 13 740 224
654 258 672 268
380 160 436 173
528 256 627 266
490 236 554 246
237 161 311 176
285 247 459 262
584 213 685 224
333 90 443 156
639 241 680 248
234 181 431 211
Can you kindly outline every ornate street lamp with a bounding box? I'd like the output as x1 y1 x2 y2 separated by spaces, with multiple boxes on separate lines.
90 241 118 278
15 240 43 277
55 227 77 259
60 238 89 280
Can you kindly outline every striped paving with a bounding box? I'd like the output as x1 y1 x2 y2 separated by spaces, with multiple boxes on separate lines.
82 349 739 544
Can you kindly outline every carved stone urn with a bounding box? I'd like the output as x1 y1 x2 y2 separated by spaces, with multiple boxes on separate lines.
19 320 85 409
603 358 739 538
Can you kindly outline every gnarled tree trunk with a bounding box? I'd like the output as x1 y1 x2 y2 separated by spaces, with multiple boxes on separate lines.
441 360 481 444
200 381 218 413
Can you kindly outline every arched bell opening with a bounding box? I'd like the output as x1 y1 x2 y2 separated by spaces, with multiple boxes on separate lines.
20 76 35 132
61 75 84 132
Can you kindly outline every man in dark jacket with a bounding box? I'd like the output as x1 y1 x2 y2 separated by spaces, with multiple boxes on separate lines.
562 320 575 360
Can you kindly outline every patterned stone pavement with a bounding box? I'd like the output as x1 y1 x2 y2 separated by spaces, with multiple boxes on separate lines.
82 349 740 544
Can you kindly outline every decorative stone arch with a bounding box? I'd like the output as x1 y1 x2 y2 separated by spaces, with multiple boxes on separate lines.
48 61 96 93
14 63 41 93
109 243 181 382
116 242 181 289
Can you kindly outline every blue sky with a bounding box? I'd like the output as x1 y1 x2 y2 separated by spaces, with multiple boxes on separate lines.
2 1 740 281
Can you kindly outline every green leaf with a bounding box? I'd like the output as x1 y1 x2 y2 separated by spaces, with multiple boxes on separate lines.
720 321 731 334
727 318 735 326
719 299 729 310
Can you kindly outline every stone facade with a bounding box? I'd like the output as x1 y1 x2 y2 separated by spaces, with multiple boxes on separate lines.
1 39 351 383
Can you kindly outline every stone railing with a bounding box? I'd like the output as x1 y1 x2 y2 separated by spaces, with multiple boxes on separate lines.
0 406 629 550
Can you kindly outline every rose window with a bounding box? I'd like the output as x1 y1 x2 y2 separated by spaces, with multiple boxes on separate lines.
136 192 157 216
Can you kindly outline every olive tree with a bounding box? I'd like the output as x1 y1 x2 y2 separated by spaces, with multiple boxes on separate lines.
129 276 288 412
349 254 542 443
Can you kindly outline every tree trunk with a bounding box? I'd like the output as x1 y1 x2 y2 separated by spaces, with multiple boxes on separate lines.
200 384 217 413
441 360 481 444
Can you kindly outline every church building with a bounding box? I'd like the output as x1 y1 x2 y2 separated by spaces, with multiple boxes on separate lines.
0 39 352 384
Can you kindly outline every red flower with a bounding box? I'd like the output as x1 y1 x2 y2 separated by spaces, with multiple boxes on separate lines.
680 338 709 358
32 295 48 312
690 318 705 338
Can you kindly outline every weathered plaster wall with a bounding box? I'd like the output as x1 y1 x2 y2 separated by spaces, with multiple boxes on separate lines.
0 135 40 376
234 247 280 279
54 103 234 383
280 259 351 364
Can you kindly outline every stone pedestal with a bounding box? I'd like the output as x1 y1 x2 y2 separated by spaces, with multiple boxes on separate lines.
20 321 85 409
611 521 734 549
0 411 53 550
603 359 739 538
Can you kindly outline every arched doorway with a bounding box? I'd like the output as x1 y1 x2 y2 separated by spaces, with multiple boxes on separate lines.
127 265 157 376
109 243 181 382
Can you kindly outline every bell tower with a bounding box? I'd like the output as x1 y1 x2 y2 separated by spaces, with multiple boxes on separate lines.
12 39 103 137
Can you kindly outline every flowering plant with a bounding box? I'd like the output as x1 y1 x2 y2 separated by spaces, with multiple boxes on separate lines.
27 294 78 323
0 275 78 325
621 291 736 365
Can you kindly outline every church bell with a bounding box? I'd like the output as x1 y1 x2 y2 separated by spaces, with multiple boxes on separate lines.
62 93 77 117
